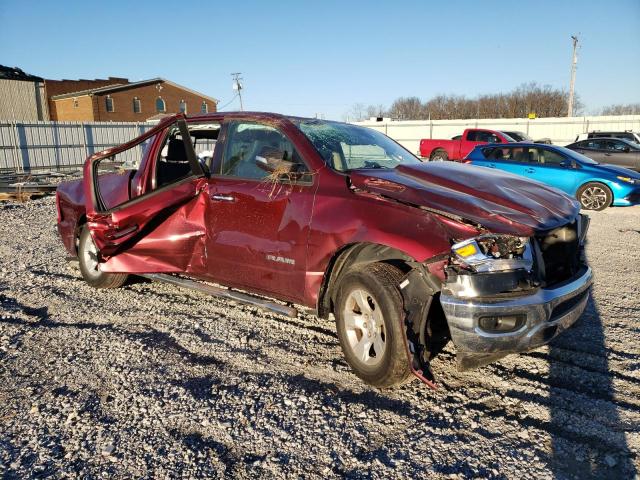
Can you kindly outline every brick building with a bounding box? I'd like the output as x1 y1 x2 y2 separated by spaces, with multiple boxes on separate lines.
48 77 218 122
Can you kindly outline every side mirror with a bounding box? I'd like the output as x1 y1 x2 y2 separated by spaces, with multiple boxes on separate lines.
255 147 296 174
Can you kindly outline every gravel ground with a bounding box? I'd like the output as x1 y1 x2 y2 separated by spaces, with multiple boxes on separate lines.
0 197 638 479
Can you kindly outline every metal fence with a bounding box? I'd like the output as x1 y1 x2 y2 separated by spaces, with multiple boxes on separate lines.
0 121 155 173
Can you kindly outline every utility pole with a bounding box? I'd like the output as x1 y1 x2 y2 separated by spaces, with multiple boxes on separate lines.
231 73 244 111
567 35 579 117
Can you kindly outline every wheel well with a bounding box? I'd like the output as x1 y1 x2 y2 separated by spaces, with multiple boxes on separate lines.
317 243 413 319
430 148 447 159
74 214 87 254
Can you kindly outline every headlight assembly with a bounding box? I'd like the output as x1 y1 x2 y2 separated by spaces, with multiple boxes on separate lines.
616 176 640 185
451 235 533 273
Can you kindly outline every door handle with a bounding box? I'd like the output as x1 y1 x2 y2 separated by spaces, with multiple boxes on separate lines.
525 168 535 173
210 193 235 202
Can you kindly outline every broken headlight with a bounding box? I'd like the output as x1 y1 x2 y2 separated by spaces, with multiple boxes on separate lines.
451 235 533 273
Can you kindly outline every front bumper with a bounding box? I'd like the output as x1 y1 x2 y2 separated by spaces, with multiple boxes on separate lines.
440 266 593 370
614 187 640 206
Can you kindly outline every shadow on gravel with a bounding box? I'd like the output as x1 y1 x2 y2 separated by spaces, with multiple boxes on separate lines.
0 292 224 368
548 296 637 479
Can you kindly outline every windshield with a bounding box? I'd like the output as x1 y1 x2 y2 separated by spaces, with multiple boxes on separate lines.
503 131 531 142
295 120 420 171
560 145 599 165
620 138 640 149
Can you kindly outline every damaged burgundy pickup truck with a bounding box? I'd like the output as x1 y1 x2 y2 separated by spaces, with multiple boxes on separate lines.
56 112 593 388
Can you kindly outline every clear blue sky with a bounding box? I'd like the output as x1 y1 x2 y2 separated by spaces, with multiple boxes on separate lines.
1 0 639 120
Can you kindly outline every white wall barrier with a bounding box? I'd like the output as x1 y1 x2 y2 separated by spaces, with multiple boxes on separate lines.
355 115 640 155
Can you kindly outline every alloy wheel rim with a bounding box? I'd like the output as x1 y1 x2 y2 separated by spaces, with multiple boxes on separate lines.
343 288 386 366
82 234 101 278
581 186 607 210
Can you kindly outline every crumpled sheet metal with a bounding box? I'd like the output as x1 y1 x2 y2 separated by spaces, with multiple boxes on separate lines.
349 161 580 237
301 173 480 307
101 191 208 274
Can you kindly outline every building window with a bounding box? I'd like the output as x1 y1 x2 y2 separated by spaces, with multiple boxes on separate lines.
156 97 166 113
179 99 187 114
133 97 141 113
201 101 208 113
105 95 114 112
73 98 79 108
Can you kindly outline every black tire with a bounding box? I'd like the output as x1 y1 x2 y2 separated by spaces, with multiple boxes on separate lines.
576 182 612 211
334 263 412 388
78 226 128 288
430 149 448 162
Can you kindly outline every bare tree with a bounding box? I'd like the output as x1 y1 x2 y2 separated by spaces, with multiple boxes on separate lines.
346 83 590 121
342 103 367 122
388 97 426 120
600 103 640 115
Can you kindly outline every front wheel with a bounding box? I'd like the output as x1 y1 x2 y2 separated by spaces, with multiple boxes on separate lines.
577 182 612 211
78 226 128 288
334 263 412 388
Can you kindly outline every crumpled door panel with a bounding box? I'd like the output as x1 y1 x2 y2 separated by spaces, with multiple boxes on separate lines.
100 188 208 274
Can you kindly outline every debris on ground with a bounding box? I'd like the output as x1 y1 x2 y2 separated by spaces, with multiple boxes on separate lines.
0 170 80 201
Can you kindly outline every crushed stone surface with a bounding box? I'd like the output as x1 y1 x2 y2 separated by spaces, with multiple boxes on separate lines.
0 197 638 479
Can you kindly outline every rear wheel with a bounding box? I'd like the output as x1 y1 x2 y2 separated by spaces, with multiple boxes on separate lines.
577 182 612 211
78 226 128 288
335 263 412 388
430 149 448 162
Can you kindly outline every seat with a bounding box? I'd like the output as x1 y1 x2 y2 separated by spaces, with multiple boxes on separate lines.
156 137 193 188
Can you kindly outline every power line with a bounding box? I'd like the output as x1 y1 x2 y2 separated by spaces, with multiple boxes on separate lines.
217 93 239 111
567 35 579 117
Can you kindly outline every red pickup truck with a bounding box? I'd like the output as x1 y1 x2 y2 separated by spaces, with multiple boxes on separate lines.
419 129 515 161
56 113 592 389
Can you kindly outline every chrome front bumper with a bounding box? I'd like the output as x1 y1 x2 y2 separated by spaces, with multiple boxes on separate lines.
440 266 593 370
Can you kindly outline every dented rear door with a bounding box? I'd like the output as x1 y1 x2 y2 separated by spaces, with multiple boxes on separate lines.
83 117 207 269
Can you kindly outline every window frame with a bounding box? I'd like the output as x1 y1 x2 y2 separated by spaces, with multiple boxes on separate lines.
151 120 217 191
133 97 141 114
534 147 567 166
608 140 629 151
156 97 166 113
179 99 187 114
216 120 313 185
575 140 593 150
105 95 114 113
500 146 534 163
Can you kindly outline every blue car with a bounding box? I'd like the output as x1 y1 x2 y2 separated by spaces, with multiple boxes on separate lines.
465 143 640 210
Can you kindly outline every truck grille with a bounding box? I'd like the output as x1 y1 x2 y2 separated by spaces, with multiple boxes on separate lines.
535 222 581 286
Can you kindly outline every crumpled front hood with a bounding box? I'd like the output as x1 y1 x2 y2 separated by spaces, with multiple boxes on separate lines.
349 162 580 236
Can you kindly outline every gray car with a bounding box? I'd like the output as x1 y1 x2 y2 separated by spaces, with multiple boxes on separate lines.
565 137 640 172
